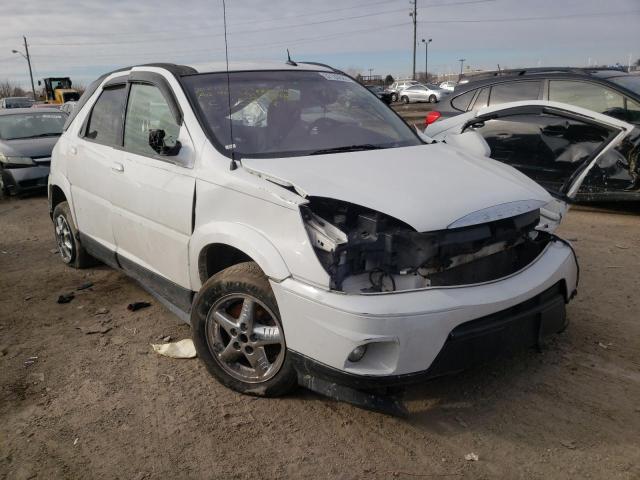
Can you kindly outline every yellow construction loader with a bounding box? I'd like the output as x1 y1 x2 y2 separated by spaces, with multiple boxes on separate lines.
39 77 80 104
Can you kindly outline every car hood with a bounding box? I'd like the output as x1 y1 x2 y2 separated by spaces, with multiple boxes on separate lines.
242 144 552 232
0 136 59 158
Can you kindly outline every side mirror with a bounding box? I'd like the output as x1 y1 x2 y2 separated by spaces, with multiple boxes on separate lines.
37 80 41 86
148 129 181 156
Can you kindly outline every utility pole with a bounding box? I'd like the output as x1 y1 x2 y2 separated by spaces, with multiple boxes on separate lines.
368 68 373 80
410 0 417 80
421 38 432 82
458 58 466 80
11 36 37 101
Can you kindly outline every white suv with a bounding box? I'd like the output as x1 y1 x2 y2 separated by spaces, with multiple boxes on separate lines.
49 62 577 408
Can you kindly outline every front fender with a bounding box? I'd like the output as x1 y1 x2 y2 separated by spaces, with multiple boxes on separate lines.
189 221 291 290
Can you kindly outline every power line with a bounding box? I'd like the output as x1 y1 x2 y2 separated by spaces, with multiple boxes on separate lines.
417 9 640 24
29 0 496 47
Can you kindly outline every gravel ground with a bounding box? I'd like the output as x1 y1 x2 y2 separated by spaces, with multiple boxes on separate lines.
1 195 639 480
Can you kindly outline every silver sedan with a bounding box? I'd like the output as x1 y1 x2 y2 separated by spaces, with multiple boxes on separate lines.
398 84 448 104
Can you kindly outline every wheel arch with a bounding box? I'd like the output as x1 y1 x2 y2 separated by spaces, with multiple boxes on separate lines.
190 222 291 289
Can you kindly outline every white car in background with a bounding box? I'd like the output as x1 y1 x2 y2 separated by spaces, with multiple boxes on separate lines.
439 81 457 92
49 62 579 414
425 100 640 206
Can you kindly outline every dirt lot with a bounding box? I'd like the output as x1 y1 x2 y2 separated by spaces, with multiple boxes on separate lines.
1 195 639 480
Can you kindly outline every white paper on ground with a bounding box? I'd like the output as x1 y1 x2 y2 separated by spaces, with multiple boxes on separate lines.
151 339 197 359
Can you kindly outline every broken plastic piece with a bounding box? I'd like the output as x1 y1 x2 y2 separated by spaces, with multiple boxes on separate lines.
151 339 197 359
127 301 151 311
297 373 408 417
465 453 479 461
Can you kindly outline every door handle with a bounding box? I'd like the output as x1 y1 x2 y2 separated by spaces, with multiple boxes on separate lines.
111 162 124 173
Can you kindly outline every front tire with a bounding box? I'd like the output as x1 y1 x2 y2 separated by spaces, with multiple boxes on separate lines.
429 94 437 103
191 262 297 397
391 93 398 102
52 201 95 268
401 96 410 104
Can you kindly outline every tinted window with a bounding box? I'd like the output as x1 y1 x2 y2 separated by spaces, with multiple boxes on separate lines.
464 111 613 194
489 81 541 106
451 90 476 111
85 85 126 145
608 75 640 95
472 87 489 110
549 80 625 118
124 84 180 157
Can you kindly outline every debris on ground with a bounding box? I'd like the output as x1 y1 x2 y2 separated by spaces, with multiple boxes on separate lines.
95 308 109 315
464 453 479 461
151 339 196 359
24 356 38 367
73 438 79 446
127 302 151 312
77 281 94 291
77 324 112 335
561 440 577 450
57 293 75 304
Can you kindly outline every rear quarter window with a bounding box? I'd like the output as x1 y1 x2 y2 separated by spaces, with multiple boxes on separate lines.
451 90 476 111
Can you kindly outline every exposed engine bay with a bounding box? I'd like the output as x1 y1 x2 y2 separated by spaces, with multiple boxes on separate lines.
302 197 552 293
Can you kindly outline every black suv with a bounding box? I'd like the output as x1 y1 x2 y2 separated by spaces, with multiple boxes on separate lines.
437 68 640 125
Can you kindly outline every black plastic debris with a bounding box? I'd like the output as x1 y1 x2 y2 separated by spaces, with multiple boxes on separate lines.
77 281 94 291
57 293 75 304
127 302 151 312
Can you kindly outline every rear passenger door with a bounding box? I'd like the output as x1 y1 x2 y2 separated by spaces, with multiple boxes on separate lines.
68 79 127 258
109 75 196 308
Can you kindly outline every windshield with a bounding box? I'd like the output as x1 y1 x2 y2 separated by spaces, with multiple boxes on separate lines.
608 75 640 96
0 112 66 140
182 70 421 158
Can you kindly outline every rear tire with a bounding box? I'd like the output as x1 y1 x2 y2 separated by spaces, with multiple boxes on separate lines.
401 96 410 104
52 201 95 268
429 94 437 103
191 262 297 397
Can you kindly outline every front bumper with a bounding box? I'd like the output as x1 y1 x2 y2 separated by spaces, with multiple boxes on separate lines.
271 240 578 383
0 165 50 195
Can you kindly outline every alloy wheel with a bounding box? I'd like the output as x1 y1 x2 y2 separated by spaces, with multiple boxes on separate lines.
205 293 285 383
54 214 74 263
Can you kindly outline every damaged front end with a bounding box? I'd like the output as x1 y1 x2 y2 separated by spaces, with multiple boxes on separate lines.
302 197 552 293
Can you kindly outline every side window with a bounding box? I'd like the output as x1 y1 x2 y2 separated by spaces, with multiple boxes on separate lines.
464 112 613 194
549 80 625 117
624 97 640 124
471 87 489 110
488 81 541 106
84 85 126 145
124 84 180 157
451 90 476 111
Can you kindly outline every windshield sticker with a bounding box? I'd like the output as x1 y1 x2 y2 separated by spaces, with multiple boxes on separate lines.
318 72 353 83
41 114 64 119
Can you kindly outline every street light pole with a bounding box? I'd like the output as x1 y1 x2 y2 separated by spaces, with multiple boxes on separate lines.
410 0 417 80
421 38 432 82
458 58 466 80
11 36 37 101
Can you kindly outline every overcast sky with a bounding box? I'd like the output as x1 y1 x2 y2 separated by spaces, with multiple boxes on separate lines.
1 0 638 87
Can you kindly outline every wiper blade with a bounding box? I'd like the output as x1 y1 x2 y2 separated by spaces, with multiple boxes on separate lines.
309 144 382 155
27 133 61 138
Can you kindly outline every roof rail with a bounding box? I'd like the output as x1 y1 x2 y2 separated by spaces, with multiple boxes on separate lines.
463 66 626 80
297 61 343 74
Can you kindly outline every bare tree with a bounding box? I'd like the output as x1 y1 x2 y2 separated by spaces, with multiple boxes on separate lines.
0 79 27 98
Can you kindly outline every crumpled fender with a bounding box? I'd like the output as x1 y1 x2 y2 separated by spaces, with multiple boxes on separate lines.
189 221 291 290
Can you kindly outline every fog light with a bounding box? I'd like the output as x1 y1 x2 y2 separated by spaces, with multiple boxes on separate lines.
347 345 368 363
